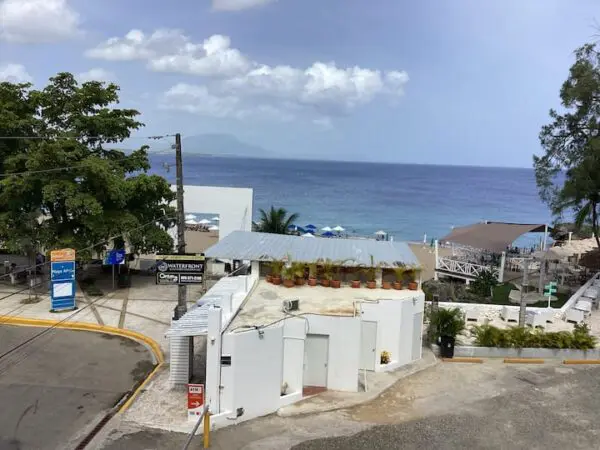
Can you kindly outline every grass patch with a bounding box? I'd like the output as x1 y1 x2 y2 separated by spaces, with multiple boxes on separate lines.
491 283 569 308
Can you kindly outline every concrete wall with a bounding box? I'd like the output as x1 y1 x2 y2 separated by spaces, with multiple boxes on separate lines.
304 314 361 392
432 344 600 360
169 185 253 245
282 317 306 395
359 293 425 372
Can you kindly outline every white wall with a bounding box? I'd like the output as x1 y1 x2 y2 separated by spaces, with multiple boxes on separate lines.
282 317 306 395
170 185 253 245
305 314 361 392
360 293 425 372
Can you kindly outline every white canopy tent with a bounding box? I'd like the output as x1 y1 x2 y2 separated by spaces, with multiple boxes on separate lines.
198 219 211 225
321 226 332 232
333 225 345 232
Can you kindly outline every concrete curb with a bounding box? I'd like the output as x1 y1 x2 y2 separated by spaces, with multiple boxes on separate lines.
277 353 439 418
563 359 600 365
503 358 545 364
442 357 483 363
0 316 164 364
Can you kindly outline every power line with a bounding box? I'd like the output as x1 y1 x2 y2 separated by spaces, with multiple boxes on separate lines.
0 134 176 141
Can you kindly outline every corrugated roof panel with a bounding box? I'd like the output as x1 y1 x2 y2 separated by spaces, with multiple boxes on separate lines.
205 231 419 267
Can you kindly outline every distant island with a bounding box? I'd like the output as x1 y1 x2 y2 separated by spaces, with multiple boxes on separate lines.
150 133 273 159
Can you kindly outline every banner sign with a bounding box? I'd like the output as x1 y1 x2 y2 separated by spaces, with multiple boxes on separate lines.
155 254 205 285
50 248 76 311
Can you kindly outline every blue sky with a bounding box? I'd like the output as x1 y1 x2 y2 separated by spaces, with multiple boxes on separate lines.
1 0 598 167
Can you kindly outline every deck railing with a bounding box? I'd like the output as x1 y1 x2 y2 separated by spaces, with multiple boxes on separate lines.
436 256 500 280
506 257 540 272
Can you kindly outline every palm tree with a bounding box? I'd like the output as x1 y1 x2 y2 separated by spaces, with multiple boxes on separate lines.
256 206 299 234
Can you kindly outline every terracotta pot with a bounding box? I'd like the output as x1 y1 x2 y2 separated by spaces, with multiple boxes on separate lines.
408 281 418 290
382 281 392 290
321 279 331 287
351 280 361 288
308 278 317 286
393 281 402 290
331 280 341 288
295 278 305 286
283 279 295 288
272 276 282 286
366 281 376 289
266 274 273 283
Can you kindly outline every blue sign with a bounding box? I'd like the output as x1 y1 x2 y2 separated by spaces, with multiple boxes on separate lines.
51 280 76 311
51 261 76 281
105 249 126 265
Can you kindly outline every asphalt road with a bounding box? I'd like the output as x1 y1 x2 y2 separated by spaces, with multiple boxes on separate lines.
0 325 154 450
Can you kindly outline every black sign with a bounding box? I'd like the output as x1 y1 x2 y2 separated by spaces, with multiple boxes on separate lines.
155 254 205 285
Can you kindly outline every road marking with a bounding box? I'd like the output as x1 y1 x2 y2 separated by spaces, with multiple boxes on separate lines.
118 296 129 329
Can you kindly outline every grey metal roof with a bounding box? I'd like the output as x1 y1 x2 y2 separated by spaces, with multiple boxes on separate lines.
205 231 419 267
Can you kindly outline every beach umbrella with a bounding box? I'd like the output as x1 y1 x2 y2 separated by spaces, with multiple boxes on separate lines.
301 232 315 238
185 219 198 225
185 214 196 220
322 231 335 237
333 225 345 232
375 230 387 236
321 226 332 232
305 224 317 230
208 225 219 231
198 219 211 225
211 216 220 221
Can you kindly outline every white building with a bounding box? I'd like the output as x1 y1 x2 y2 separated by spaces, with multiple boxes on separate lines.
167 231 425 428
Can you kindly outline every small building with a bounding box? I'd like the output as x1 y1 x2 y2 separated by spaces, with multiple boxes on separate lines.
167 231 425 428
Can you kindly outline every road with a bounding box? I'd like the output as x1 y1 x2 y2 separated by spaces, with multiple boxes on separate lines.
0 325 154 450
97 360 600 450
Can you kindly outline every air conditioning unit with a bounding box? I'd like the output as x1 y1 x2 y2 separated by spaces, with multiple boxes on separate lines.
282 298 300 312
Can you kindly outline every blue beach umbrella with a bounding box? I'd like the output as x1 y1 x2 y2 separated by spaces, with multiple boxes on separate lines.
305 224 317 230
322 231 335 237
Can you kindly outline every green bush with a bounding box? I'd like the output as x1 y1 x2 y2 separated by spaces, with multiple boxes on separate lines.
469 269 498 299
428 307 466 342
471 323 597 350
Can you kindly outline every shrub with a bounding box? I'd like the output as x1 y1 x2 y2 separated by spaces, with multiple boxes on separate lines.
471 324 597 350
428 307 466 342
469 269 498 299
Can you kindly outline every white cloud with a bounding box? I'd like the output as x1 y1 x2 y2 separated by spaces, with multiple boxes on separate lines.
211 0 278 11
88 30 409 121
0 0 80 43
77 68 115 83
0 63 32 83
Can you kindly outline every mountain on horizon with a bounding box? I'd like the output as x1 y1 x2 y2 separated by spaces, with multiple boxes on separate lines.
153 133 274 158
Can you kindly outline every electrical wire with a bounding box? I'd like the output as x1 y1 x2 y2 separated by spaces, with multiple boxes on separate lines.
0 134 176 140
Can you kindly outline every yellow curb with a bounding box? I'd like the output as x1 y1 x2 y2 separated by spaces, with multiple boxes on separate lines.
0 316 164 363
563 359 600 365
118 362 163 413
442 357 484 363
503 358 545 364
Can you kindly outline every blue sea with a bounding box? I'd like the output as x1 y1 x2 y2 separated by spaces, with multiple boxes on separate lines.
149 155 552 245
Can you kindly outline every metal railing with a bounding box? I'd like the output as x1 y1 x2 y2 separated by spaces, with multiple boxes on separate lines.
437 256 499 280
182 405 209 450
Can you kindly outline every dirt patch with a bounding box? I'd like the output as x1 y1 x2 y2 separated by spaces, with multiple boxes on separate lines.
130 360 155 383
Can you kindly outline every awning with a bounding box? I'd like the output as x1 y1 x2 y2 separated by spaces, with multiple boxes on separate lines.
440 222 549 253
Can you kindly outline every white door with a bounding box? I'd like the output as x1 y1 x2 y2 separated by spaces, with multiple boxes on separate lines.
303 334 329 387
360 321 377 370
412 312 423 361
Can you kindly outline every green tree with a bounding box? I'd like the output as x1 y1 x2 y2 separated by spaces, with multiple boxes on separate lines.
0 73 176 260
256 206 299 234
534 43 600 247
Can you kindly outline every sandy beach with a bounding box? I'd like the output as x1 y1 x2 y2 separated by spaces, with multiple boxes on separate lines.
409 242 451 281
185 230 219 253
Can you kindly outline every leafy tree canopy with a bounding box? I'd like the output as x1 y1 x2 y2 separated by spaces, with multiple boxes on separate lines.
534 43 600 247
0 73 176 260
257 206 299 234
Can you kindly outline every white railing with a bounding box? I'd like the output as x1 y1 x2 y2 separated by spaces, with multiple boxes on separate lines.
559 272 600 317
506 257 540 272
436 256 499 280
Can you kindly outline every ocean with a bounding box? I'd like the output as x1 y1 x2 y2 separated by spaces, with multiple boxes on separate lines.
149 154 552 245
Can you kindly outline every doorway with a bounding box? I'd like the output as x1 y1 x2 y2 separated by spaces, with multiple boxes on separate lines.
303 334 329 388
360 321 377 370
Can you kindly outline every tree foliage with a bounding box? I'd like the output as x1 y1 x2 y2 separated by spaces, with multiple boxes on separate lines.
0 73 176 260
256 206 299 234
534 43 600 247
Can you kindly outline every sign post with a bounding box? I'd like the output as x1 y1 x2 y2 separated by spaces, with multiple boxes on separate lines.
187 383 204 421
544 281 557 308
104 249 126 290
155 254 205 286
50 248 77 312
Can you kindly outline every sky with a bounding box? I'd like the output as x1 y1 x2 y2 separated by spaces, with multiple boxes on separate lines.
0 0 599 167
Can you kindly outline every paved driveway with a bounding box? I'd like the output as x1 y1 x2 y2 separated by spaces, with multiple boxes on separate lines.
0 325 154 450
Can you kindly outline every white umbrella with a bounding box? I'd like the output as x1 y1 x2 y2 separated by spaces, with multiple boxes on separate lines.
301 232 315 238
185 219 198 225
333 225 345 232
375 230 387 235
321 226 332 232
208 225 219 231
198 219 211 225
185 214 196 220
211 216 220 221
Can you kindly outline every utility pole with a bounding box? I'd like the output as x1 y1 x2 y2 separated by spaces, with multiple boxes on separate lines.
518 259 530 327
174 133 187 320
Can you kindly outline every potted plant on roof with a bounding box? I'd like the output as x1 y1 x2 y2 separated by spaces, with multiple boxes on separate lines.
270 259 284 286
307 262 318 287
381 269 392 290
331 265 342 288
351 266 363 288
365 255 378 289
405 265 421 290
282 264 295 288
320 258 333 287
393 266 406 290
292 262 306 286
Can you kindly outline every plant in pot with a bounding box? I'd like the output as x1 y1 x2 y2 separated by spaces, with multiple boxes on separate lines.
265 262 273 283
292 262 306 286
307 262 318 286
351 266 363 288
405 265 421 290
365 255 378 289
270 259 284 285
331 266 342 288
282 264 295 288
320 258 334 287
393 266 406 290
380 350 391 365
428 307 466 358
381 269 392 290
